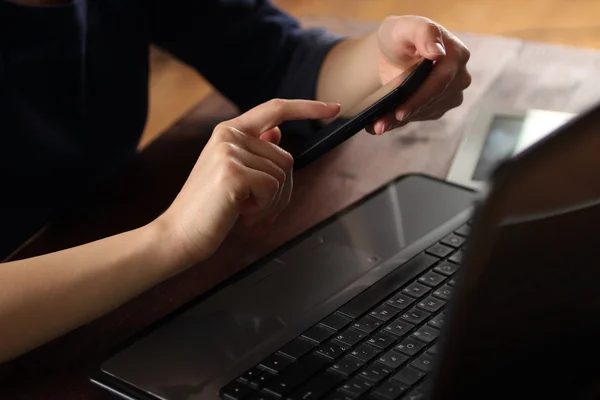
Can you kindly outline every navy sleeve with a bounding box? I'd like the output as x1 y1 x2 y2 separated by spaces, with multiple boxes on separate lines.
150 0 344 134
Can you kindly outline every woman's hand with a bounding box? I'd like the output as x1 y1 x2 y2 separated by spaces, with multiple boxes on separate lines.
157 99 341 267
368 15 472 134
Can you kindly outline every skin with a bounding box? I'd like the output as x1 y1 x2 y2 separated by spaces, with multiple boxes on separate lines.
0 4 471 363
317 15 471 135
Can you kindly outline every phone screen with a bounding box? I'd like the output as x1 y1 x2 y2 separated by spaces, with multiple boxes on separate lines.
281 59 433 167
340 62 424 119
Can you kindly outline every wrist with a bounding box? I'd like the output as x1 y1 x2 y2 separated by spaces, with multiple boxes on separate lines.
141 217 199 277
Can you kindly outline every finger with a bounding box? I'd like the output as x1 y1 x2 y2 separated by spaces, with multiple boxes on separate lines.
233 151 286 218
394 58 457 121
237 165 281 227
395 68 469 119
373 113 398 135
268 167 293 224
233 99 341 136
380 16 446 66
236 146 286 212
260 127 282 145
365 124 376 135
410 93 464 121
237 131 294 180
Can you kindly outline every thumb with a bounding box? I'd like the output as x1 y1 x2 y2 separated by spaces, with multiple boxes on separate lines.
381 16 446 64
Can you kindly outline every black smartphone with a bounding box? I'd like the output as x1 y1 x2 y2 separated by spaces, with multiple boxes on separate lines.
285 58 434 169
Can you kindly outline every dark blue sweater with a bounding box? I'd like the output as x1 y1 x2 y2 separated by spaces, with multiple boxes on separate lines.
0 0 342 258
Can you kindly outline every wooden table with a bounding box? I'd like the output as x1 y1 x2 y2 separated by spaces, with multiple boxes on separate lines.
2 18 600 399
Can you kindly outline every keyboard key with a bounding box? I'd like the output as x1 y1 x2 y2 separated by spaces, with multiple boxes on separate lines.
331 355 365 376
433 261 459 276
238 367 263 384
411 353 435 372
246 392 278 400
262 353 329 396
359 362 394 383
433 285 454 301
392 366 425 386
367 331 398 350
417 271 445 287
351 343 382 362
426 344 439 355
353 315 385 333
428 312 447 329
336 328 367 346
386 293 415 310
417 296 446 313
395 337 425 356
426 243 453 258
378 350 409 369
441 233 466 248
302 325 336 344
449 249 464 264
454 224 470 237
220 380 253 400
253 372 271 387
370 304 400 321
401 308 430 324
384 318 414 337
280 338 317 360
448 276 457 286
259 353 293 373
287 370 344 400
373 379 408 400
338 253 438 318
339 376 374 397
403 390 426 400
411 326 440 344
402 283 431 298
321 313 353 331
323 393 354 400
317 340 350 360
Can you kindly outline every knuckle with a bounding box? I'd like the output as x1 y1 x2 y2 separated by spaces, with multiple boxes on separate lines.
461 71 472 89
457 42 471 65
264 175 280 199
213 123 236 142
217 158 243 186
453 93 465 107
279 149 294 171
460 46 471 64
268 98 287 112
265 158 286 184
415 17 441 36
218 141 240 159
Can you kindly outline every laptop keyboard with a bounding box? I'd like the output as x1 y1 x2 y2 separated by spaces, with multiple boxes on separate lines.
220 222 470 400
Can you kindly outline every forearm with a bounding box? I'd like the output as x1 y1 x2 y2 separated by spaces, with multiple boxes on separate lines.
316 31 381 116
0 221 184 363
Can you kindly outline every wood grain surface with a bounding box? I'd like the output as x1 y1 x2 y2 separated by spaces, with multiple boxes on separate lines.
141 0 600 146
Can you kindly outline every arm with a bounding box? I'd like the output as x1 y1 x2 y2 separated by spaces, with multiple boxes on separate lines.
0 223 181 363
150 0 343 134
0 99 339 364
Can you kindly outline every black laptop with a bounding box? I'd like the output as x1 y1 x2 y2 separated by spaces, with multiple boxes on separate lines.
91 101 600 400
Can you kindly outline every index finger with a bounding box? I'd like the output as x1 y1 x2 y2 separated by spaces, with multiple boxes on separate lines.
233 99 341 136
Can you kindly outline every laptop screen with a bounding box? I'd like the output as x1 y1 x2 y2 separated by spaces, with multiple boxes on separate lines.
432 103 600 399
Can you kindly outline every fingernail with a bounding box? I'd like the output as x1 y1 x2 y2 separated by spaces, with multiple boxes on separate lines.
325 102 341 109
427 42 446 56
396 109 411 121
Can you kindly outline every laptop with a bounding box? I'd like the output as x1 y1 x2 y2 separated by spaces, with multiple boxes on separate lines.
91 100 600 400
